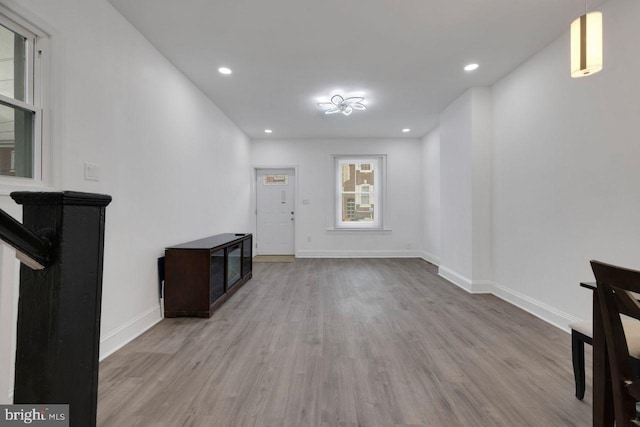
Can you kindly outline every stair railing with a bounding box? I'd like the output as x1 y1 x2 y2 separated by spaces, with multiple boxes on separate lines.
0 191 111 427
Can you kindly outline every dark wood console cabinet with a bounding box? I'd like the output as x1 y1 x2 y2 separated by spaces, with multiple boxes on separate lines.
164 233 252 318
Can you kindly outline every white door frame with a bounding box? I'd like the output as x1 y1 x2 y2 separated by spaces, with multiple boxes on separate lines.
252 165 298 256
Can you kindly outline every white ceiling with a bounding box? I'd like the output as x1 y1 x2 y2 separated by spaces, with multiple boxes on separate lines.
107 0 605 139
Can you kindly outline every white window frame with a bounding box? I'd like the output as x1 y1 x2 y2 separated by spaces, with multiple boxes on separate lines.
333 155 386 230
0 5 46 186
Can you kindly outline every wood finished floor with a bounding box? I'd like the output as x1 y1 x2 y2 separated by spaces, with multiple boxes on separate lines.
97 259 592 426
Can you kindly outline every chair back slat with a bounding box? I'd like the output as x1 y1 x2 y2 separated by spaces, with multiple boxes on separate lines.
617 290 640 320
591 260 640 425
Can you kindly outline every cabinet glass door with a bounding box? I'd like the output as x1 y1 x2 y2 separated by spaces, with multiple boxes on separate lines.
210 249 225 303
226 243 242 290
242 237 252 277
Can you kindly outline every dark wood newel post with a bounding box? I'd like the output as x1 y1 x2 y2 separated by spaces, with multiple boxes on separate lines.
8 191 112 427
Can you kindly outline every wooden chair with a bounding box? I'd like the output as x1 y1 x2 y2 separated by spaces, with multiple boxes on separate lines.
570 319 640 400
591 260 640 426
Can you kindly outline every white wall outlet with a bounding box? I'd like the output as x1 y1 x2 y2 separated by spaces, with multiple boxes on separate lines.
84 162 100 181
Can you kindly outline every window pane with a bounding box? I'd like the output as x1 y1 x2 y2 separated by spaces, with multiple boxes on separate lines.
0 102 33 177
0 24 26 102
340 161 375 193
341 193 375 222
263 174 288 185
345 198 355 221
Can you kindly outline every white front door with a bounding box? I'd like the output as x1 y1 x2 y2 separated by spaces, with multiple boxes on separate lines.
256 169 295 255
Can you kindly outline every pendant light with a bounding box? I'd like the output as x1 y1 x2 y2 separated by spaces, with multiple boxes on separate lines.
570 2 603 78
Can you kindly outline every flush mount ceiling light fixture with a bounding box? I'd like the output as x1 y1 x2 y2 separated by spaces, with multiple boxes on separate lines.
570 1 603 78
218 67 232 75
464 63 479 72
317 95 366 116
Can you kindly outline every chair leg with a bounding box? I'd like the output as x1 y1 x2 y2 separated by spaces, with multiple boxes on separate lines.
572 329 586 400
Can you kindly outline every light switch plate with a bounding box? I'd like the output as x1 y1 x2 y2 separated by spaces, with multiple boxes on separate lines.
84 162 100 181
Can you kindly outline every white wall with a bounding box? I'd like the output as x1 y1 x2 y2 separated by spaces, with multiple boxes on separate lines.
491 0 640 326
470 88 492 284
438 88 492 291
0 244 18 404
421 128 440 264
250 138 423 257
439 92 473 280
0 0 251 401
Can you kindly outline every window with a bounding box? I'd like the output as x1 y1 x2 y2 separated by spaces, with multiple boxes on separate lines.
335 156 384 229
0 9 43 180
263 174 288 185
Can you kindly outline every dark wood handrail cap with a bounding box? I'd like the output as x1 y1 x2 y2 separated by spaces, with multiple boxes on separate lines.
10 191 112 207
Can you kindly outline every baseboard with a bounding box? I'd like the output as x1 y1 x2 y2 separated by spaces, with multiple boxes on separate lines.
436 267 575 331
438 266 580 333
99 305 162 361
295 250 423 258
469 280 494 294
438 266 473 293
490 281 578 333
419 251 440 266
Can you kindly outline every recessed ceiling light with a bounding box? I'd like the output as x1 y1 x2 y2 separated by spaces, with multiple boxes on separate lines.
218 67 232 75
464 63 479 72
264 129 272 134
402 128 411 133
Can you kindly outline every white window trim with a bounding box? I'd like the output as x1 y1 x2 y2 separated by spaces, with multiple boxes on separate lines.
0 4 49 192
331 154 388 231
